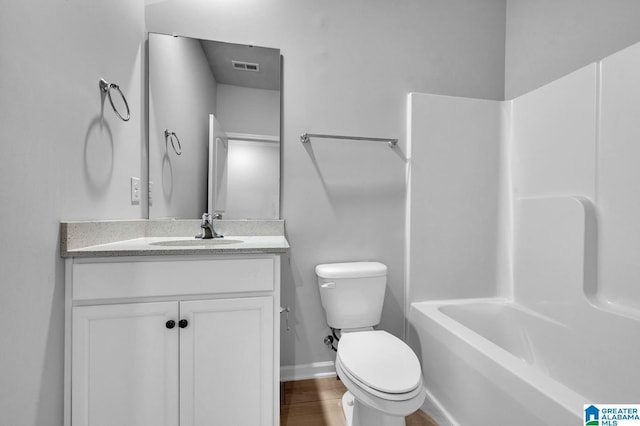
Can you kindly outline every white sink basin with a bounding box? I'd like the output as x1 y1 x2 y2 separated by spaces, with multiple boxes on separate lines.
149 239 243 247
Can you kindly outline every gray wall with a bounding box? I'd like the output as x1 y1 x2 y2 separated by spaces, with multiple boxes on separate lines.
216 84 281 219
0 0 145 424
226 140 280 219
408 94 505 304
146 0 507 371
505 0 640 99
0 0 506 420
216 84 280 136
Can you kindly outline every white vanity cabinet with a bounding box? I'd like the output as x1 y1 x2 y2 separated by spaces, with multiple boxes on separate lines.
71 301 180 426
64 254 280 426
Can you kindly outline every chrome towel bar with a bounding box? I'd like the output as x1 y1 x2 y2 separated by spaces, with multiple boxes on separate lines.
300 133 397 148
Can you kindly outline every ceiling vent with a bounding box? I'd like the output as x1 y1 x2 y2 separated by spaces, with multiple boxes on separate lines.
232 60 260 72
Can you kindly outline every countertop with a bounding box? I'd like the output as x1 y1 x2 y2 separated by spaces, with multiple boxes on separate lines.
62 236 289 258
60 220 289 258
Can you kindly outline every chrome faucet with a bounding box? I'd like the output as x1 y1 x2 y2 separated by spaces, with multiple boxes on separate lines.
196 213 223 239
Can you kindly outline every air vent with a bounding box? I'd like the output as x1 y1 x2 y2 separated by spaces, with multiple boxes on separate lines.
232 61 260 72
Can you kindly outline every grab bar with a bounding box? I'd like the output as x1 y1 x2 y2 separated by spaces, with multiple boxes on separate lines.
164 129 182 155
300 133 397 148
99 78 130 121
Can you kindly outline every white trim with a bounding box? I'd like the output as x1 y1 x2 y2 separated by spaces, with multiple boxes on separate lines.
280 361 336 382
64 258 73 426
226 132 279 143
421 386 459 426
404 93 414 342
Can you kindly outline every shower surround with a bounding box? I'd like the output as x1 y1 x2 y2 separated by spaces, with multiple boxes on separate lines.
407 42 640 425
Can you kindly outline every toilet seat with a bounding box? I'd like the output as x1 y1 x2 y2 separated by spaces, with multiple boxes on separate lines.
336 358 427 418
337 356 424 402
336 330 422 400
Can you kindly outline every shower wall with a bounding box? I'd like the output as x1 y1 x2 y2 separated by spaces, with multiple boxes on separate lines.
598 42 640 311
511 65 597 200
513 41 640 312
409 41 640 314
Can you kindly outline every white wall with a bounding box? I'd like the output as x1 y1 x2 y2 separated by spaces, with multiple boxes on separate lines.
146 0 507 371
226 140 280 219
505 0 640 99
407 94 506 303
215 85 280 219
149 33 217 218
216 84 280 136
0 0 145 424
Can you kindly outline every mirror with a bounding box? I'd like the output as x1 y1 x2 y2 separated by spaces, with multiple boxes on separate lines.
148 32 281 219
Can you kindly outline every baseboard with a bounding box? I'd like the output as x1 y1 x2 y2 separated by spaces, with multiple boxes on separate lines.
280 361 336 382
421 386 459 426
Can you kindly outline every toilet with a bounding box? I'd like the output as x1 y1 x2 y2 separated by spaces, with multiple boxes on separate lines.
316 262 426 426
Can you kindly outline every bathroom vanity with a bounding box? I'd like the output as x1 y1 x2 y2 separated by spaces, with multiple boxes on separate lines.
61 220 288 426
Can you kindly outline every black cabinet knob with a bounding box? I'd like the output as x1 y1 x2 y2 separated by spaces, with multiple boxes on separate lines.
166 320 176 329
179 319 189 328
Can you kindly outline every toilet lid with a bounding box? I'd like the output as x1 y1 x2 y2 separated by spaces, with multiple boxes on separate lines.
337 330 421 394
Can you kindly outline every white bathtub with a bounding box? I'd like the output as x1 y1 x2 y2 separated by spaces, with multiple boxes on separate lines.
408 298 640 426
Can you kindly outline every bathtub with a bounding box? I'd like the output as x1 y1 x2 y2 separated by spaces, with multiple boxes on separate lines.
408 297 640 426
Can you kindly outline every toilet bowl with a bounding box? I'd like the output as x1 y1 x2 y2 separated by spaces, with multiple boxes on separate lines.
316 262 427 426
336 330 426 426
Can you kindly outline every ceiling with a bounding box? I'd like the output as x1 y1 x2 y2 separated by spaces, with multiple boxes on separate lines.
200 39 280 91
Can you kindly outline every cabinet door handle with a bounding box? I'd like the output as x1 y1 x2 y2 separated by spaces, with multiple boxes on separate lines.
166 320 176 329
179 319 189 328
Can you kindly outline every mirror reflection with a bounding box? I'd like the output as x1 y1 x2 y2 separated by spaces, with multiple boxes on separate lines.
148 32 281 219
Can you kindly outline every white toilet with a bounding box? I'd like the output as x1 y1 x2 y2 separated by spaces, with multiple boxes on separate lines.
316 262 426 426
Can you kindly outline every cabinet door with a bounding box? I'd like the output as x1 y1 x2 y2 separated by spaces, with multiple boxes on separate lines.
72 302 179 426
179 297 274 426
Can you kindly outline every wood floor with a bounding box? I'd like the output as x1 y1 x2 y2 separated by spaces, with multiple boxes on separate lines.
280 377 437 426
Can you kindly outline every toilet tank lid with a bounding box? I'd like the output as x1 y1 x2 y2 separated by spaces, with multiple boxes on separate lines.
316 262 387 279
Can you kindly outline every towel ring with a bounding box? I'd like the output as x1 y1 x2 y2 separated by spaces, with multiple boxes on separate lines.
164 129 182 155
99 78 130 121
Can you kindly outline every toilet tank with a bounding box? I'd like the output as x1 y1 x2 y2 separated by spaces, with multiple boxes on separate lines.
316 262 387 330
